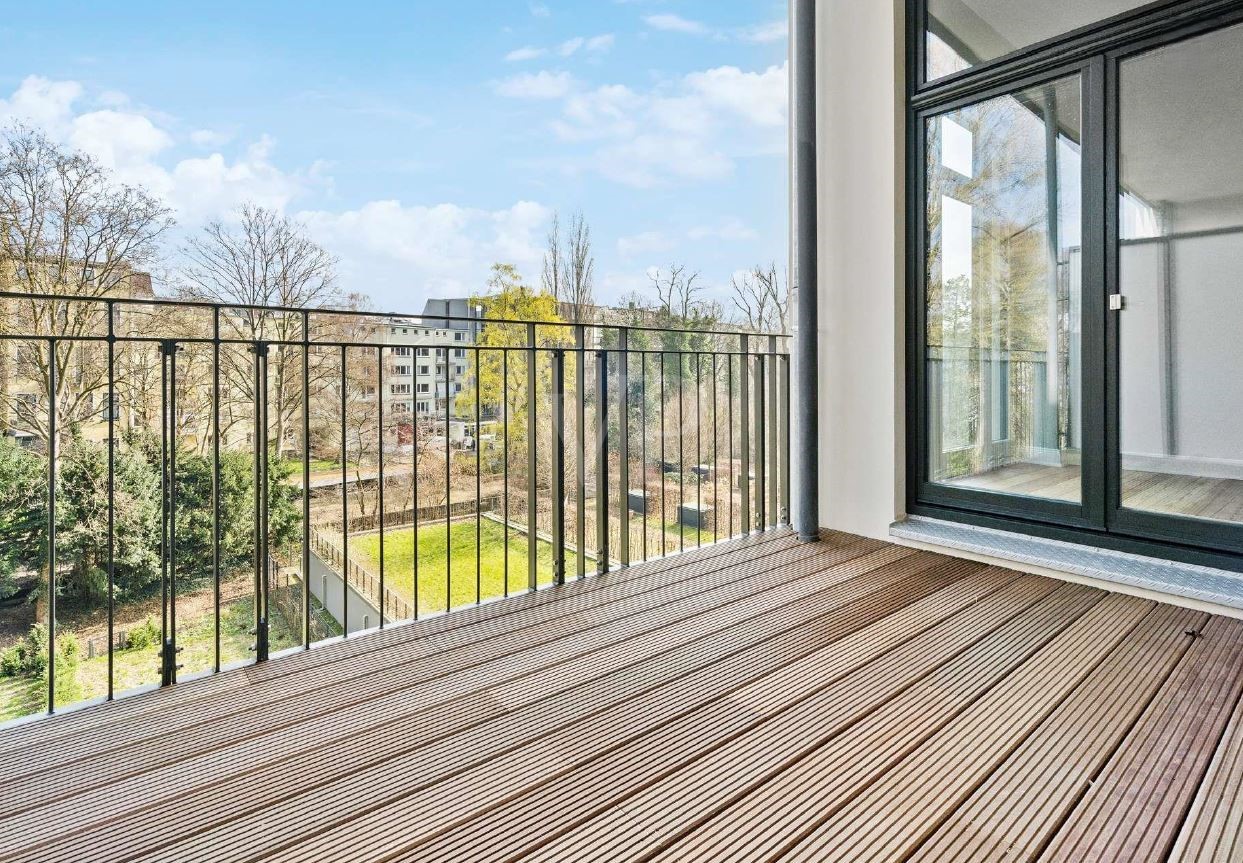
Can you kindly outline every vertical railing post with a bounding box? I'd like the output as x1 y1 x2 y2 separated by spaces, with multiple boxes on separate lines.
377 345 386 627
575 325 586 579
106 305 116 699
160 339 183 684
443 346 451 611
550 347 566 585
618 328 630 567
768 334 779 529
46 339 57 711
212 309 222 671
501 350 508 598
254 341 270 662
596 348 609 574
757 349 767 531
301 311 311 646
740 335 751 535
474 345 482 605
340 345 349 636
526 323 538 592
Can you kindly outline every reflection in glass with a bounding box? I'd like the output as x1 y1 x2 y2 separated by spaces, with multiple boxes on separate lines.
926 76 1083 503
1118 24 1243 526
927 0 1151 81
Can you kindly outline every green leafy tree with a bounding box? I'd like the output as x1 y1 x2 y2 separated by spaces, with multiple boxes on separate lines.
173 449 302 586
458 263 569 437
56 437 161 603
0 438 44 599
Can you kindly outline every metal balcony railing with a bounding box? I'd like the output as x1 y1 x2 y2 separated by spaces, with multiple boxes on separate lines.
0 290 790 721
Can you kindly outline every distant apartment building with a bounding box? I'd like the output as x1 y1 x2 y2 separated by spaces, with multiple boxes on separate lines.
0 260 156 446
382 298 484 421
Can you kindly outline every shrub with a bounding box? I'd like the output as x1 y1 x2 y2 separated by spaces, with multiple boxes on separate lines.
0 623 80 682
125 617 161 651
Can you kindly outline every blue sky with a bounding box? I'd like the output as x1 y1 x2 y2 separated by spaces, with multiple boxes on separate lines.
0 0 789 314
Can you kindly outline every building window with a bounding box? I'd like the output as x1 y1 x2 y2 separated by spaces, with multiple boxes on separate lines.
925 0 1153 82
418 365 430 375
394 347 411 357
923 74 1083 502
394 365 411 376
418 383 430 394
417 348 430 357
392 384 412 396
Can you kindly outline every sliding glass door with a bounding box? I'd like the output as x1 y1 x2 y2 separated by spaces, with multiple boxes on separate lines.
911 0 1243 563
1111 21 1243 547
925 76 1084 510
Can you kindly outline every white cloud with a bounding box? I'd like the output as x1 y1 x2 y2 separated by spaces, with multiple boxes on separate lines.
0 74 558 307
511 34 613 62
0 75 311 227
585 34 615 53
529 3 551 18
544 63 788 187
189 128 232 148
298 200 552 299
684 64 788 128
0 75 83 136
644 14 708 35
505 46 547 62
496 70 575 100
741 20 789 44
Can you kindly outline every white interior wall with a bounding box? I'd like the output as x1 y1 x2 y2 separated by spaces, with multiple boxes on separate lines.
813 0 906 539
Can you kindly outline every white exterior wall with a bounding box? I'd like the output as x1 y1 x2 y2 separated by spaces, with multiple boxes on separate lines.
383 320 475 418
812 0 907 539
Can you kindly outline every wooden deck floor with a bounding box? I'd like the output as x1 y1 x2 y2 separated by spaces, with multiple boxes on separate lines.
2 531 1243 862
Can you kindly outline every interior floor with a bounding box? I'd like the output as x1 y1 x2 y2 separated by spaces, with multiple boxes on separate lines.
946 463 1243 525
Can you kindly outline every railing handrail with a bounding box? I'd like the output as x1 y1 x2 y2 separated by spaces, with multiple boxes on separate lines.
0 289 792 340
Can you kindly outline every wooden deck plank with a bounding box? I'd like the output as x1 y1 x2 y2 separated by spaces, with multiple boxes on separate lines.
1 533 1240 863
391 570 1050 863
0 529 795 757
867 603 1206 862
1170 662 1243 863
112 549 957 863
262 562 1017 863
1039 616 1243 863
0 534 843 812
778 593 1158 862
0 531 801 773
526 582 1109 863
0 542 910 862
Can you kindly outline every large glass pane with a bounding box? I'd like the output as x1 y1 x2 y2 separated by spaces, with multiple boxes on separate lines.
928 0 1152 81
1118 24 1243 526
926 75 1083 503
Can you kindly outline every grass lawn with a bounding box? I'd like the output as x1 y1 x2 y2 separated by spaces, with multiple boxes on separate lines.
0 587 336 722
352 519 579 615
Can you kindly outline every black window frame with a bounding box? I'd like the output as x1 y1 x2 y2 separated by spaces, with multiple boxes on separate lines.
906 0 1243 571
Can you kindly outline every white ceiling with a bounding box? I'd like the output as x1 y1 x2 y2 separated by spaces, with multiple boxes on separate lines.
1120 24 1243 206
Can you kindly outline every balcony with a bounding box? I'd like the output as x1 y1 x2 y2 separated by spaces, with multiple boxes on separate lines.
6 0 1243 859
1 531 1242 862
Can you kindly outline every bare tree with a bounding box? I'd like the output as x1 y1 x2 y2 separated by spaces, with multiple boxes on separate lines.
541 210 595 323
730 263 789 333
179 205 340 456
540 212 562 305
0 126 173 448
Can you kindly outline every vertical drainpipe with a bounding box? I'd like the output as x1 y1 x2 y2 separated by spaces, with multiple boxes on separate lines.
793 0 819 541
